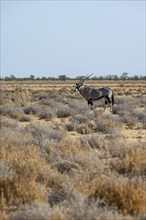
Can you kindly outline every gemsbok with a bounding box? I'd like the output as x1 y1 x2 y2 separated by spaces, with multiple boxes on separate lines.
75 74 114 112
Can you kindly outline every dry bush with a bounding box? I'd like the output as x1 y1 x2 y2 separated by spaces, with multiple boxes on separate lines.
113 97 141 116
68 99 88 115
0 97 14 105
0 161 16 182
46 143 80 161
38 107 55 120
9 111 23 119
66 114 87 128
109 144 146 175
24 104 41 115
85 134 106 149
93 109 104 118
0 211 9 220
56 106 72 118
18 115 31 122
48 188 68 206
0 105 24 119
0 144 51 208
139 95 146 106
38 96 73 119
136 110 146 121
65 120 80 132
59 189 135 220
73 114 90 124
40 98 57 107
46 143 104 179
113 96 145 128
121 115 138 128
117 91 124 96
36 90 63 106
0 118 18 128
10 203 68 220
0 124 33 147
55 160 80 175
0 91 15 105
77 175 146 215
11 88 32 106
95 118 122 135
76 123 92 134
124 90 133 96
64 194 135 220
65 113 94 134
64 148 105 180
66 121 93 134
32 91 49 101
46 144 81 173
26 124 63 147
0 141 64 204
133 109 146 129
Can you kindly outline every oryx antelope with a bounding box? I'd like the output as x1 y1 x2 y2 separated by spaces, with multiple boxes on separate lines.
75 74 114 112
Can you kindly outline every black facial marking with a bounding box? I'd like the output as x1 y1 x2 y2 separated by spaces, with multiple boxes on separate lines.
76 83 82 91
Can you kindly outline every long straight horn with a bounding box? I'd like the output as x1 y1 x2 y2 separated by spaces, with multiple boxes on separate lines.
79 74 88 84
80 73 93 84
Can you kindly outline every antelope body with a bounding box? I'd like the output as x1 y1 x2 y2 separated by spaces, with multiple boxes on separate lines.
75 74 114 112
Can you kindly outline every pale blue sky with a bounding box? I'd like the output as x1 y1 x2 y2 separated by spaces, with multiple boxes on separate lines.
1 0 145 78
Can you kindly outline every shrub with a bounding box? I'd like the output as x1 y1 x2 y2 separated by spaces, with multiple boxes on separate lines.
19 115 31 122
87 135 105 149
40 98 56 107
121 115 138 128
55 160 80 174
0 144 49 208
76 123 92 134
68 99 88 115
78 175 146 215
110 144 146 175
65 120 80 132
10 203 67 220
139 95 146 106
38 107 55 120
73 114 89 124
137 111 146 121
0 211 8 220
113 97 141 116
57 106 71 118
65 114 93 133
24 105 40 115
11 88 31 106
48 189 67 206
0 161 16 181
0 125 33 146
95 118 122 135
0 105 23 118
26 124 63 147
0 118 18 128
93 109 103 118
9 111 23 119
0 98 13 105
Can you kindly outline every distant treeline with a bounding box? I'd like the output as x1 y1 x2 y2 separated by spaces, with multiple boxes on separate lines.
0 73 145 81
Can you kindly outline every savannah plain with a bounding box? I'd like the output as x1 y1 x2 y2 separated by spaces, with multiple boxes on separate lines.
0 80 146 220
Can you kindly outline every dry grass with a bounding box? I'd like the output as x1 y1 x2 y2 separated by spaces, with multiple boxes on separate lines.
109 143 146 175
78 175 146 215
0 80 145 220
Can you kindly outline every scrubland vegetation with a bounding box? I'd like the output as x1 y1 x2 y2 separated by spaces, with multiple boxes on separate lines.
0 80 146 220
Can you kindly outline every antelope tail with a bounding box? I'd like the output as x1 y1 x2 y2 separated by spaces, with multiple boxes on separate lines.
112 94 114 106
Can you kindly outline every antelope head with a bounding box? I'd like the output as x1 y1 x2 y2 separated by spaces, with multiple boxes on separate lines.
75 73 93 91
